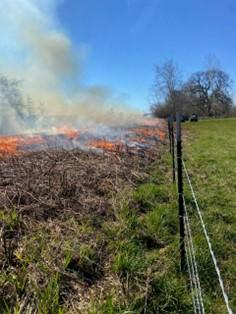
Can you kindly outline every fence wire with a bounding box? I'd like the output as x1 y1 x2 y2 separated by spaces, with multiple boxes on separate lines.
172 129 204 313
167 117 234 314
182 160 233 314
183 195 205 314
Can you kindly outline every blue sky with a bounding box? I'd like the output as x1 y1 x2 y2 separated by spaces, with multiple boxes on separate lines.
0 0 235 131
56 0 236 111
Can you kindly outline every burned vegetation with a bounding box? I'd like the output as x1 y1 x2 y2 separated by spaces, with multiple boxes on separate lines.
0 121 187 313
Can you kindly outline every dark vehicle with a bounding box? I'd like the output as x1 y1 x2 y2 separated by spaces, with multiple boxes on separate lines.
172 114 189 122
181 114 189 122
190 114 198 122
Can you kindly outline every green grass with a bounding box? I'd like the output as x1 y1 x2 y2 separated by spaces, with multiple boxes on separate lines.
90 154 193 313
183 118 236 313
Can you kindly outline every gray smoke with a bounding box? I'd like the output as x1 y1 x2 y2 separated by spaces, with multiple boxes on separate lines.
0 0 141 135
0 76 31 134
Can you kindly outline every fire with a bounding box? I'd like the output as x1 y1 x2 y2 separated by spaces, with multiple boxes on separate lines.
54 126 79 139
0 135 44 156
89 139 124 152
0 136 22 155
0 128 78 156
0 118 166 156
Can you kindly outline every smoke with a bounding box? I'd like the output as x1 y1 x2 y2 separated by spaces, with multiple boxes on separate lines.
0 0 140 135
0 76 28 134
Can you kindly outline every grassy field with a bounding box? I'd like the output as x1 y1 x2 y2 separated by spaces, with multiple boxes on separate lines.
183 118 236 313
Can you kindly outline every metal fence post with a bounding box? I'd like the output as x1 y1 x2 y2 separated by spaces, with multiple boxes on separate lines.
168 116 172 154
176 113 186 272
170 115 176 183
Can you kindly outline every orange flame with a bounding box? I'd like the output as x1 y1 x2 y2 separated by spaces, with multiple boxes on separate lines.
0 122 166 156
0 128 79 156
55 126 79 139
0 136 21 155
0 135 44 156
89 139 126 152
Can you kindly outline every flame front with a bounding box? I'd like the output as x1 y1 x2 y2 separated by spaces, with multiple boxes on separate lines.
0 127 79 156
54 126 79 139
88 139 126 152
0 135 44 156
0 136 21 155
0 119 165 156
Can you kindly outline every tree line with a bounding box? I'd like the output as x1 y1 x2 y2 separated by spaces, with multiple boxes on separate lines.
150 59 235 119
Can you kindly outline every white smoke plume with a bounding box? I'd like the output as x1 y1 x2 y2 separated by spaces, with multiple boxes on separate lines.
0 0 140 135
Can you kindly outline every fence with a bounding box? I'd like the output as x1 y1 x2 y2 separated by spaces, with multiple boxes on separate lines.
168 113 234 314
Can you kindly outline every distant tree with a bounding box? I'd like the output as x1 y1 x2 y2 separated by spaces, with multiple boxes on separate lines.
151 60 183 117
151 102 172 119
151 58 234 119
184 68 233 117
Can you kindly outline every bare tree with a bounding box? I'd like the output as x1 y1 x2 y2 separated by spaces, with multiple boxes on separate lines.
184 68 233 117
151 57 234 119
151 60 182 116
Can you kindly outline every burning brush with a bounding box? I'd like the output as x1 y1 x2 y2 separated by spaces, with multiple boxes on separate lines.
0 118 165 157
